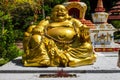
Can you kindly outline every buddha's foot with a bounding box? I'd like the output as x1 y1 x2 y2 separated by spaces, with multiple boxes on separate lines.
68 54 97 67
23 59 50 67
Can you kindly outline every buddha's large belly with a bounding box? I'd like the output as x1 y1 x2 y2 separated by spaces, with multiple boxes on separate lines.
46 27 76 42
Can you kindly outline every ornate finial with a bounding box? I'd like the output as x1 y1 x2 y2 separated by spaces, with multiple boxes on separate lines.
68 0 80 2
95 0 105 12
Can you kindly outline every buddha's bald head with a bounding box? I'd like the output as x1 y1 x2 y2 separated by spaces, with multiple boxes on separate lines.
51 5 69 21
53 5 67 11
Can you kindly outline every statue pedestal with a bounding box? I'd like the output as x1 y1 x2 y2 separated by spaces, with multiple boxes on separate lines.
0 52 120 80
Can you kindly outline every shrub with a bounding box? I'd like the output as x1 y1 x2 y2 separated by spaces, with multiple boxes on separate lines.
0 10 23 66
110 20 120 39
111 20 120 29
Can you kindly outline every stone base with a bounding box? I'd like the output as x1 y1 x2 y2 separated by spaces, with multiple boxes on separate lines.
0 52 120 80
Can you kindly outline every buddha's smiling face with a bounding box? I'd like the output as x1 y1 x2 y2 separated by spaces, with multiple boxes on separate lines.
51 5 68 22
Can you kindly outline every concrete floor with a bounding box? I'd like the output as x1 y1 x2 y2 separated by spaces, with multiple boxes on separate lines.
0 52 120 80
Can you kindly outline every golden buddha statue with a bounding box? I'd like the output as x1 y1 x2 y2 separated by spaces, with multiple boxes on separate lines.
22 4 96 67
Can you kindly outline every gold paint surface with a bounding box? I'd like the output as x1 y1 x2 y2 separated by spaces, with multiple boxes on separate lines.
22 5 96 67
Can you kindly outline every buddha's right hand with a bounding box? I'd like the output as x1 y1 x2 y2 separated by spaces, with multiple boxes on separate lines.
32 27 43 35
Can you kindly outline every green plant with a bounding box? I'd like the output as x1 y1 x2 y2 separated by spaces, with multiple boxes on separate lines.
14 30 24 41
0 10 23 66
110 20 120 39
111 20 120 29
0 58 8 66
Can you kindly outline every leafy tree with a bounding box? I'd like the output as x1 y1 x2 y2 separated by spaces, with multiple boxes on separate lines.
110 20 120 39
0 10 23 65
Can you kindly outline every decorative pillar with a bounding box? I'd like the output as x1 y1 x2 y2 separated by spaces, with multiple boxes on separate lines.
95 0 105 12
91 0 118 52
92 0 108 24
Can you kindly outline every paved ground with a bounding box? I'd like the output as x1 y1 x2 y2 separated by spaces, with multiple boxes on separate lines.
0 52 120 80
